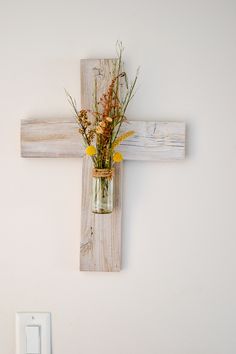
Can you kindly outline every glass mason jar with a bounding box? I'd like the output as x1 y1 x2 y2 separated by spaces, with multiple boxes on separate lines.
92 169 114 214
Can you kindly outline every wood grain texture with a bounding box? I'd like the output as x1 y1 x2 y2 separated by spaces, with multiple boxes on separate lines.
21 119 185 160
80 59 122 271
80 156 122 272
21 118 84 158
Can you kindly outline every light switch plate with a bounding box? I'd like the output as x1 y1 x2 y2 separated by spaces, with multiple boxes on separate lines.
16 313 51 354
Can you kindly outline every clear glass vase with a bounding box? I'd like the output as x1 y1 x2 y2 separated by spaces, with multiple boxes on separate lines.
92 174 113 214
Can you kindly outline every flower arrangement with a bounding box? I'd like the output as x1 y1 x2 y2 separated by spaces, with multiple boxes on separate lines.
66 43 138 214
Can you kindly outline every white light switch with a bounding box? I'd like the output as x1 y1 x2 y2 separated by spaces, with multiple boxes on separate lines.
26 325 41 354
16 313 51 354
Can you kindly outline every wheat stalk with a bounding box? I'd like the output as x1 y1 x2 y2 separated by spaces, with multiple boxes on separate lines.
112 130 135 149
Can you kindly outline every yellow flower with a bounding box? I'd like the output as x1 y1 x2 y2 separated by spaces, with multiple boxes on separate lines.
85 145 96 156
113 152 123 163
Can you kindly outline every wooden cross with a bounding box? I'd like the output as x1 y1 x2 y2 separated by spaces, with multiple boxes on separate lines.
21 59 186 272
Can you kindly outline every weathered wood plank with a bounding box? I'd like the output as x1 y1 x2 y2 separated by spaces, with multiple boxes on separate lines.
80 157 122 272
21 118 84 158
119 121 185 161
80 59 122 271
21 119 185 161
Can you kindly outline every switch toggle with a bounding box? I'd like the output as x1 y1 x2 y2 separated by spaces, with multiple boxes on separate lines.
25 325 41 354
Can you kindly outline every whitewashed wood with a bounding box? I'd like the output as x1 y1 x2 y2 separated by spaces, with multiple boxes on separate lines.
80 59 122 271
80 156 122 272
119 121 185 161
21 118 84 158
21 119 185 161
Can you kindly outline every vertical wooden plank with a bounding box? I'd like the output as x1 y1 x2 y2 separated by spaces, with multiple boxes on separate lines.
80 59 122 271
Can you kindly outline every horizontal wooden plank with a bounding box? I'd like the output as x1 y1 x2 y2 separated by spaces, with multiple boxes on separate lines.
21 119 185 161
119 121 185 161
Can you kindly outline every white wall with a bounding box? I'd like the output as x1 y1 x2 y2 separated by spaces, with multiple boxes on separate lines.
1 0 236 353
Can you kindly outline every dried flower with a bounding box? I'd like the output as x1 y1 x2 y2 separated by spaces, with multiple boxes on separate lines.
99 121 107 128
66 42 138 169
96 126 103 134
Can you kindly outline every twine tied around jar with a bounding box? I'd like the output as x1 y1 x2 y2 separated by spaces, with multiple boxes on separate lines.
92 168 114 179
